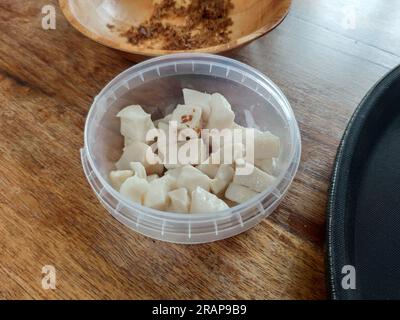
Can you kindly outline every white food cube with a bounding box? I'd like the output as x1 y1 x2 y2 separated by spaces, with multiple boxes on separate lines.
196 163 220 178
124 137 134 147
209 128 241 152
158 140 186 170
171 104 202 131
168 188 190 213
210 165 234 196
157 175 178 191
217 126 278 163
254 158 275 174
183 88 211 121
211 92 232 110
232 122 243 129
212 124 258 153
225 183 259 204
120 176 149 204
143 184 169 210
156 116 177 142
116 141 164 175
115 142 148 170
147 174 159 182
129 162 147 179
209 142 245 165
156 120 181 169
233 161 276 192
190 187 229 213
143 175 176 210
157 121 170 137
176 165 211 193
161 114 172 123
206 93 235 130
163 164 184 174
254 131 280 159
177 138 208 166
109 170 133 190
117 105 155 143
165 167 184 178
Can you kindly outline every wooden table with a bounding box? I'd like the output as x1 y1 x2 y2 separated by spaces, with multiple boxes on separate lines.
1 0 399 300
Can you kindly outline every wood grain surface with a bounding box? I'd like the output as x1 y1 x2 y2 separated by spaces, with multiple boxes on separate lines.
0 0 399 299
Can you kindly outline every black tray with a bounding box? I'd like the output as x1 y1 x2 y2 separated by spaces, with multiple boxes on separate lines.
327 65 400 299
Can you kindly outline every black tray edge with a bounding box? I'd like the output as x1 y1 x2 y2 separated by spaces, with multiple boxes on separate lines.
326 64 400 300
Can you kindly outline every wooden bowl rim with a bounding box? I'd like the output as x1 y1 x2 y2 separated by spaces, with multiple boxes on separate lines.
59 0 291 57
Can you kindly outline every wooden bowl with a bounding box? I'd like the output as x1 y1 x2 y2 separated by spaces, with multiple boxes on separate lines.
59 0 292 61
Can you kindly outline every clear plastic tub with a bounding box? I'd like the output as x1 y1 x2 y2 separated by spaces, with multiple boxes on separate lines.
81 53 301 244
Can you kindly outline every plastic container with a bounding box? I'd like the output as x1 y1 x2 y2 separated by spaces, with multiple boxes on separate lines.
81 53 301 244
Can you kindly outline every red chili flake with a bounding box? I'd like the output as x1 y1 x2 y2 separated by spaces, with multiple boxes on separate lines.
181 114 193 123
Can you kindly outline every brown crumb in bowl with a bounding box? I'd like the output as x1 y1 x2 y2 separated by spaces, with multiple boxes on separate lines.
110 0 234 50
